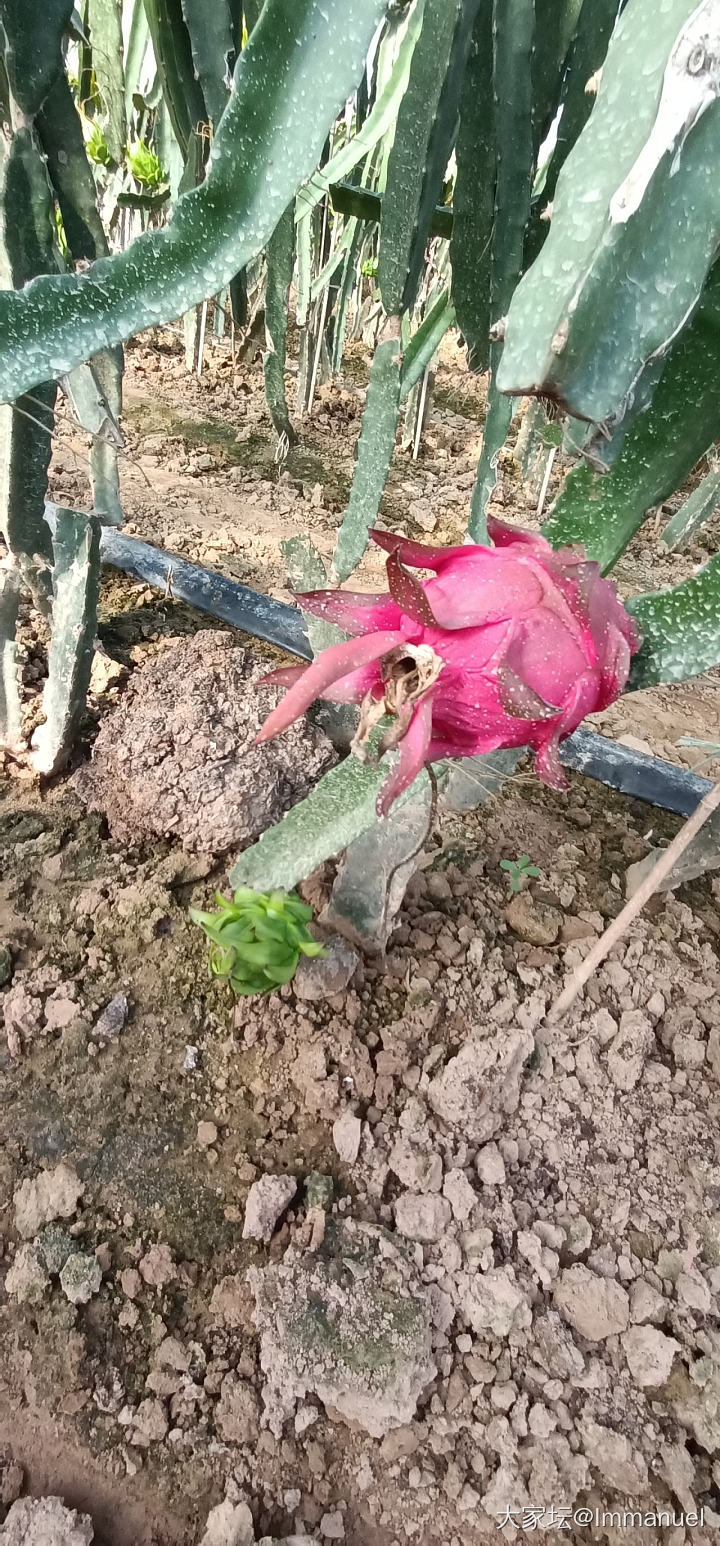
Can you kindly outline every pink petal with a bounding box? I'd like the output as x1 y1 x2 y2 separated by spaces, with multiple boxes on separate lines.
377 692 435 816
588 574 640 660
427 712 487 759
319 663 386 704
557 669 604 733
543 556 600 624
430 672 534 752
496 664 561 720
255 630 404 744
596 623 632 709
534 737 569 790
370 528 468 571
427 619 512 671
425 552 544 628
426 732 528 763
487 515 551 552
532 557 593 650
428 734 486 760
298 588 403 637
502 614 589 705
533 670 603 788
553 543 590 562
260 666 307 688
385 546 440 626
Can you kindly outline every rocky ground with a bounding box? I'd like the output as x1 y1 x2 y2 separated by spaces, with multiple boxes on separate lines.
1 328 720 1544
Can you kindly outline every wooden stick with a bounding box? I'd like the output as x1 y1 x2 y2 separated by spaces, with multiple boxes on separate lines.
412 366 430 462
536 445 557 519
549 779 720 1022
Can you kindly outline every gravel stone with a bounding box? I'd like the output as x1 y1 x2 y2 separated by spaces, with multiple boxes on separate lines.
0 1450 23 1507
2 983 43 1054
36 1225 78 1276
462 1268 531 1338
243 1174 297 1243
388 1137 442 1193
442 1168 477 1223
198 1498 254 1546
120 1268 141 1300
209 1274 248 1329
138 1242 176 1288
215 1374 260 1444
554 1265 629 1341
563 1215 592 1257
0 1497 94 1546
677 1271 711 1313
332 1110 362 1165
59 1252 102 1306
5 1243 50 1304
92 993 128 1039
427 1030 533 1143
249 1222 436 1438
629 1278 667 1324
621 1325 680 1388
505 893 562 946
13 1164 84 1239
130 1397 169 1447
394 1192 451 1244
475 1142 506 1187
319 1511 345 1540
581 1419 649 1495
606 1011 654 1091
294 936 359 1000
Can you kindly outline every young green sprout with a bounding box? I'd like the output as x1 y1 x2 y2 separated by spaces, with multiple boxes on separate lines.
190 887 326 997
500 855 540 896
127 139 169 192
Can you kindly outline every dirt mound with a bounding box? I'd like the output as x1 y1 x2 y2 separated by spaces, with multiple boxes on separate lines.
249 1220 436 1438
75 631 336 855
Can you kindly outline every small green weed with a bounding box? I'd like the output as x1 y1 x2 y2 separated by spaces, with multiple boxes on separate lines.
190 887 326 996
500 854 540 895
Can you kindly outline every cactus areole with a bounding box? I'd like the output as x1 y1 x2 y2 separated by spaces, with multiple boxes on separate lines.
257 519 639 815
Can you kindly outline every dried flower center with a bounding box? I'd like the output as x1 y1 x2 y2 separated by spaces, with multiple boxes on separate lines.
352 643 444 761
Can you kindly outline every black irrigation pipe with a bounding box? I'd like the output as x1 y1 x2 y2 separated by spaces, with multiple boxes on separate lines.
558 732 711 818
99 525 312 661
329 181 454 240
116 181 455 233
96 527 711 820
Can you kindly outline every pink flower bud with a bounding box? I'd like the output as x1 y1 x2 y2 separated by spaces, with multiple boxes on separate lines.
257 518 639 815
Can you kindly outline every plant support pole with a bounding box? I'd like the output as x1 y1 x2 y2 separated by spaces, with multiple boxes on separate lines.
550 779 720 1021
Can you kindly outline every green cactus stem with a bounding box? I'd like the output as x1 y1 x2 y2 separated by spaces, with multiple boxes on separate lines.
30 509 101 776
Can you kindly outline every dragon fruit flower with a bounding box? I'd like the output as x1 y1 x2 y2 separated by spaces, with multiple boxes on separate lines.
256 517 639 816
